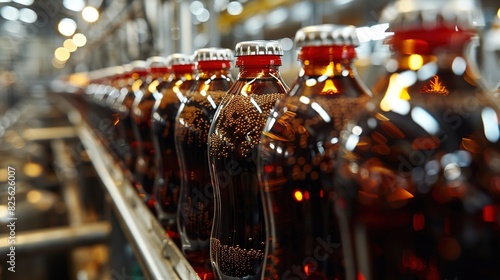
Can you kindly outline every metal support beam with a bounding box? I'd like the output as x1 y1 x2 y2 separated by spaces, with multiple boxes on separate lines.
217 0 300 33
0 222 111 256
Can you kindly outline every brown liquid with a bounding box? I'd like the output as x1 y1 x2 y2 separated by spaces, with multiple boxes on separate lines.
152 76 195 225
177 90 227 146
336 71 500 280
114 85 137 176
132 86 157 196
208 77 286 279
211 238 265 279
260 92 369 279
176 89 229 278
209 93 285 159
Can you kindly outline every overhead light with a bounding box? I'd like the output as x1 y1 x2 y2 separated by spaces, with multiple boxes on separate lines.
64 39 77 52
63 0 85 12
13 0 33 5
19 8 37 23
213 0 228 12
279 37 293 51
0 0 12 3
291 2 311 22
196 9 210 22
190 1 204 15
72 33 87 47
244 15 265 34
82 6 99 23
58 18 77 36
55 47 70 61
1 6 19 21
266 8 288 26
227 1 243 16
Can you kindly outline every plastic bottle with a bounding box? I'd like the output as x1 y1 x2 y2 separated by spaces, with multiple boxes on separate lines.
258 24 372 280
175 47 234 279
115 61 148 182
150 53 196 243
208 40 288 280
335 1 500 279
131 56 169 201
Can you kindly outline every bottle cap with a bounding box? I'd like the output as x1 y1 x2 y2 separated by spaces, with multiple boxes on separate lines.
89 67 115 81
295 24 359 48
194 48 234 61
166 53 193 66
380 0 485 31
130 60 148 71
103 66 120 78
234 40 284 56
122 63 133 73
146 56 168 68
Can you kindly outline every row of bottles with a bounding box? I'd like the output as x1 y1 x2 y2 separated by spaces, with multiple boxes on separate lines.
76 0 500 279
208 40 289 279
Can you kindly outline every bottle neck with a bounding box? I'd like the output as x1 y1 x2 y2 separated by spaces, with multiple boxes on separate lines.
149 67 170 78
388 26 478 76
170 64 196 80
197 60 232 78
389 26 474 55
299 46 357 76
376 26 480 100
236 55 282 78
146 67 170 86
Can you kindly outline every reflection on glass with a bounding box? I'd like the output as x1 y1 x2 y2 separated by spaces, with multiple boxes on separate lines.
335 1 500 279
151 54 196 246
259 25 371 280
208 40 288 280
174 48 234 280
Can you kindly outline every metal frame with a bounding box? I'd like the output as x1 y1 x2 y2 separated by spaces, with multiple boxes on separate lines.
72 109 200 280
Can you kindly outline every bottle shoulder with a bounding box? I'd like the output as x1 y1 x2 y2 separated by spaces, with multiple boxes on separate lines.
228 77 289 96
339 92 500 166
181 80 233 111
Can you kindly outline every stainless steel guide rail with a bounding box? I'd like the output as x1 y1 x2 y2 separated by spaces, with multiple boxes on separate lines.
61 100 200 280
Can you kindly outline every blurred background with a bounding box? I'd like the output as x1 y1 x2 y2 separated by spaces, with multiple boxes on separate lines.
0 0 499 279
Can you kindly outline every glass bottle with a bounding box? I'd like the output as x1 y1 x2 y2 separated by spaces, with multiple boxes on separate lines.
208 40 288 280
131 56 169 201
258 25 372 280
115 61 148 182
175 48 234 279
85 68 109 131
334 1 500 279
106 64 136 169
103 66 134 164
151 54 196 240
92 66 125 158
